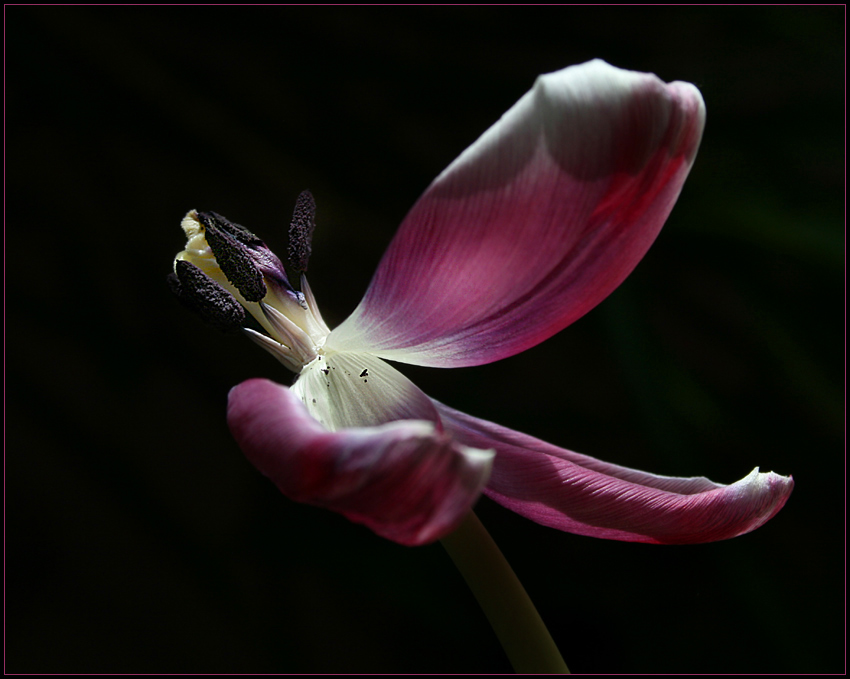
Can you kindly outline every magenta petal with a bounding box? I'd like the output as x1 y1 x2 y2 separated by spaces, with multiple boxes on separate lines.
227 379 494 546
436 402 793 544
328 60 706 367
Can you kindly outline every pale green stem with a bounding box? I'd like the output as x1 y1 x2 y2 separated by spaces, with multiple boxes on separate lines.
441 511 570 674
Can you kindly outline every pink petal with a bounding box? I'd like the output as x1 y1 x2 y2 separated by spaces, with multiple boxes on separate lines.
327 60 705 367
227 378 494 546
436 402 794 544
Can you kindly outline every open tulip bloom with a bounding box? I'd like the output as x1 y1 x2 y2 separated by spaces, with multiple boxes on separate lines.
170 60 793 671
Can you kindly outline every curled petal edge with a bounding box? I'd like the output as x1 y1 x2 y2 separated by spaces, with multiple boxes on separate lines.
227 378 494 546
436 402 793 544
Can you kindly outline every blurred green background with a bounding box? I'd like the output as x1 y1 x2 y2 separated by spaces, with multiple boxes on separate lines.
7 6 843 673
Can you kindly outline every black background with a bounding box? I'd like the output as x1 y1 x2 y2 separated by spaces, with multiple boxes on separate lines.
7 6 843 674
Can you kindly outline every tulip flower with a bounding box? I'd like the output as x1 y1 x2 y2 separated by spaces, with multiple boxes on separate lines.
170 59 792 551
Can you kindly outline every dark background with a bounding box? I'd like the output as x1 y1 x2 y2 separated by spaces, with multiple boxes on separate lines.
7 6 843 674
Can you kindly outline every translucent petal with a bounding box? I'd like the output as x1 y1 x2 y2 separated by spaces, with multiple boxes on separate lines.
328 60 705 367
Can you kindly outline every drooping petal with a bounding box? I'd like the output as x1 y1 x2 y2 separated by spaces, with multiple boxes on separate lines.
327 60 705 367
436 402 793 544
227 379 494 546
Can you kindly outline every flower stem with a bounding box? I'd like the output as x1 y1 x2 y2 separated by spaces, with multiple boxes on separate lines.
440 511 569 674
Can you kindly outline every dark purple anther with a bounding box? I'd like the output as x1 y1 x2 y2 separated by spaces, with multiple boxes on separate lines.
286 190 317 288
200 211 264 246
168 260 246 332
197 211 268 303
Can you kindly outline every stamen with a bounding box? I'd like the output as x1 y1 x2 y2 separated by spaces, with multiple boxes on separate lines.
286 190 316 289
260 302 318 365
300 275 331 338
243 328 303 373
168 260 246 333
199 210 264 246
197 211 267 303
